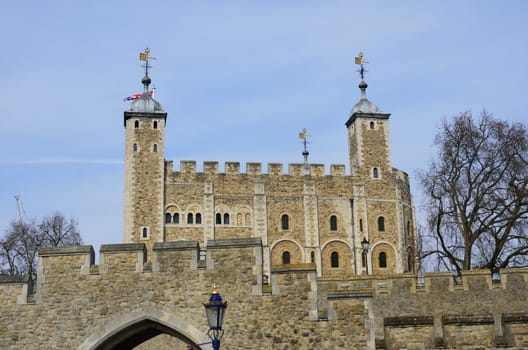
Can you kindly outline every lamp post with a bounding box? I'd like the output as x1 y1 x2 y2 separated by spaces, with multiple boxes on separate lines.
203 284 227 350
361 237 369 275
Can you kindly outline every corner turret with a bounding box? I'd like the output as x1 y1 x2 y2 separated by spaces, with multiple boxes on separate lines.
123 48 167 254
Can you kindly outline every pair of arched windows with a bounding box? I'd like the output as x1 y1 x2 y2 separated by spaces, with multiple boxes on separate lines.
216 213 230 225
165 213 179 224
187 213 202 224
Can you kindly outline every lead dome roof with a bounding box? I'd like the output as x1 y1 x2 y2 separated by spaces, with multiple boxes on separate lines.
349 81 386 116
126 75 165 113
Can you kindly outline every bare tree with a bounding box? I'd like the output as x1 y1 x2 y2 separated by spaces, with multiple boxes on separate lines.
39 212 82 247
0 227 23 275
419 111 528 273
0 212 82 279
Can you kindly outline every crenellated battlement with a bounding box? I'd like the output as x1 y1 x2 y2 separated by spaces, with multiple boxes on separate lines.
3 241 526 299
2 240 528 348
165 160 347 177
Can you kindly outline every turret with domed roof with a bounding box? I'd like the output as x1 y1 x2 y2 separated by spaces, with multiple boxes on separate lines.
123 48 167 252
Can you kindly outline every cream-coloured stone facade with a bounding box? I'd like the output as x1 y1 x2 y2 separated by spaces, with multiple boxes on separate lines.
124 75 417 280
1 73 527 349
1 242 527 349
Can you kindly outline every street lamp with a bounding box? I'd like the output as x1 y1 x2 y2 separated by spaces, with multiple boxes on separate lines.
203 284 227 350
361 237 369 274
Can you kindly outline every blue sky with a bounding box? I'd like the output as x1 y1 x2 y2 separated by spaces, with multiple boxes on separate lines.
1 1 527 254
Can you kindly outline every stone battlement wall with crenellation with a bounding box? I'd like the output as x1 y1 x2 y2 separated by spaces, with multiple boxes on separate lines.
166 160 348 177
1 239 526 349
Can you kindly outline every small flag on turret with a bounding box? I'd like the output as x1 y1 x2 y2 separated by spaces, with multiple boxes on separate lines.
123 90 154 102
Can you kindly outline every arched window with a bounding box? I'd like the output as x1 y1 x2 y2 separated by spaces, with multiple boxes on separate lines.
331 252 339 268
282 251 291 265
133 143 138 153
407 220 411 235
281 214 289 230
142 227 148 239
359 219 363 232
216 213 222 224
187 213 193 224
369 121 375 129
378 216 385 232
310 251 315 263
165 213 171 224
153 144 158 153
379 252 387 268
195 213 202 224
330 215 337 231
245 213 251 225
173 213 179 224
153 121 158 129
223 213 230 225
237 213 243 225
373 167 379 179
134 120 139 128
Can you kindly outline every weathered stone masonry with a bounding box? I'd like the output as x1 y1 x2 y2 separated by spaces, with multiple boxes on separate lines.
123 73 417 280
1 240 527 349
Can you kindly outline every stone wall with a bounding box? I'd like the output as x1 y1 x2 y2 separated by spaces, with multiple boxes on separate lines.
162 160 415 277
1 240 527 349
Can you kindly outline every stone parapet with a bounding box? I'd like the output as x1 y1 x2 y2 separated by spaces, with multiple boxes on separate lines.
166 160 350 177
2 241 528 349
153 240 200 251
206 237 262 249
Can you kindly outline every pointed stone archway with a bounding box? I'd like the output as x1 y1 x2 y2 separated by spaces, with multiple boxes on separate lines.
78 306 210 350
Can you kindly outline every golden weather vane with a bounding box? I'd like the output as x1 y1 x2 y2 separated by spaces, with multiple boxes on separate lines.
139 47 156 76
354 51 369 80
298 128 309 141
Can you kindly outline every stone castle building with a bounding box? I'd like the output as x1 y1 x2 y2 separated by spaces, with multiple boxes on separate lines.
123 63 416 280
0 55 526 349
